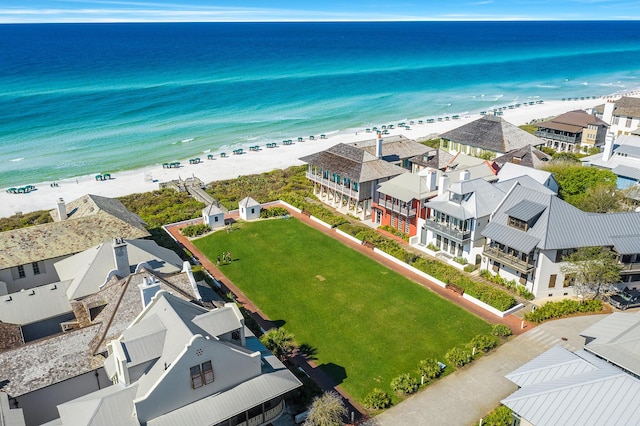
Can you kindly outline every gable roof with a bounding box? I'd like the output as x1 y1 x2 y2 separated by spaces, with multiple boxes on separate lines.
426 177 507 220
439 115 544 154
55 239 183 300
0 194 149 269
497 162 557 192
493 144 552 169
536 110 608 133
203 204 224 216
581 311 640 377
593 96 640 118
482 184 640 251
409 148 455 170
502 346 640 426
300 143 407 183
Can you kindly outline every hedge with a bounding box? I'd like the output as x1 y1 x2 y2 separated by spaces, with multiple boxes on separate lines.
524 299 603 323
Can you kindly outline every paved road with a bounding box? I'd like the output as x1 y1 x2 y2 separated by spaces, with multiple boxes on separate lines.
372 314 606 426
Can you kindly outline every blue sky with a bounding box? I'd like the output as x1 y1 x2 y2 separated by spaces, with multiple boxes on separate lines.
2 0 640 23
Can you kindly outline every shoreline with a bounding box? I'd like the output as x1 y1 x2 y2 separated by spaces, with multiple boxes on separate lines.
2 93 637 219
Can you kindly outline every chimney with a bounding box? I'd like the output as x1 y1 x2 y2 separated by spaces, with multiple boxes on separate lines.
437 174 450 196
602 132 615 162
112 238 130 277
603 99 615 125
57 198 67 221
419 168 438 192
459 169 471 182
138 276 161 308
376 132 383 159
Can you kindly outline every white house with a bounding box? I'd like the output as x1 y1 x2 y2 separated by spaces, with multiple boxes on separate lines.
238 196 261 220
502 312 640 425
592 96 640 137
48 291 302 426
481 183 640 299
496 162 559 194
581 133 640 191
202 204 225 228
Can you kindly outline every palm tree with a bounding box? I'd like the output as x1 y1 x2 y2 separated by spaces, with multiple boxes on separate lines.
260 327 295 362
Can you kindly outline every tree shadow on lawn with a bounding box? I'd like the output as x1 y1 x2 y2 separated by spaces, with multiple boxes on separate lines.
269 319 286 328
318 362 347 386
297 343 318 361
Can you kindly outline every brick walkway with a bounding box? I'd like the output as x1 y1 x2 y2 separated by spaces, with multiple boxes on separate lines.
166 205 534 421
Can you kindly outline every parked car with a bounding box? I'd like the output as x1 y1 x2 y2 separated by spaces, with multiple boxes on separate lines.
609 289 640 310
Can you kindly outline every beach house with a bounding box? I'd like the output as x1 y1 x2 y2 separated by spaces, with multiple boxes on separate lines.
438 115 545 159
534 110 609 153
502 313 640 425
592 96 640 136
481 183 640 299
0 194 149 296
0 266 213 426
300 136 421 219
46 290 301 426
374 153 499 238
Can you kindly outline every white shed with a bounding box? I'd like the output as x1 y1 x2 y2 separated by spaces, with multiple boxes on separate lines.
238 197 261 220
202 204 225 228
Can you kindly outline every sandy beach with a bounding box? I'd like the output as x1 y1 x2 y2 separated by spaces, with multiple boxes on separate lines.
1 94 635 219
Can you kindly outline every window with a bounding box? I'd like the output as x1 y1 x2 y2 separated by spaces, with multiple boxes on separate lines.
191 360 214 389
17 265 25 279
555 248 576 262
251 208 255 214
32 262 40 275
564 274 575 287
214 216 219 222
548 274 557 288
626 117 632 127
190 365 203 389
202 361 214 384
508 216 527 231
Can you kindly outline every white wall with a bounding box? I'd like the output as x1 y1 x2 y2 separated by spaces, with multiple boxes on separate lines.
12 368 111 426
1 256 67 294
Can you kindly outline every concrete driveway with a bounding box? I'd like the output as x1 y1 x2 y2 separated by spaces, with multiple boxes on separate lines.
371 314 607 426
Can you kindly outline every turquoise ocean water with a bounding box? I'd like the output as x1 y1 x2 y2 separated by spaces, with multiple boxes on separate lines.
2 21 640 187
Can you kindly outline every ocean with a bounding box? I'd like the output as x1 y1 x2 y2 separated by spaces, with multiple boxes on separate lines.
2 21 640 187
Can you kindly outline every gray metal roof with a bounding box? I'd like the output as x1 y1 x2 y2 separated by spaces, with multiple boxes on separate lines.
427 177 507 221
581 311 640 377
611 235 640 255
482 222 541 253
487 184 640 251
239 197 260 208
376 172 435 202
505 200 547 222
502 346 640 426
0 281 72 325
56 383 139 426
612 164 640 180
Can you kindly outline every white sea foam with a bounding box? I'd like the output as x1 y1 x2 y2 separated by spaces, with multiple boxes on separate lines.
10 157 24 162
181 138 194 143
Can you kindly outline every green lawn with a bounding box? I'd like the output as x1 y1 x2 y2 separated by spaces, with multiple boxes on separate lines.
194 218 491 403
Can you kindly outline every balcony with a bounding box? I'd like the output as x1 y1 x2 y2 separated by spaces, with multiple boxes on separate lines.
425 218 471 243
306 172 359 200
483 245 535 274
379 199 417 217
534 130 580 144
621 262 640 273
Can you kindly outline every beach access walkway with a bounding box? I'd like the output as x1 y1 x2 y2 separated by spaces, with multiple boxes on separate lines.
165 204 535 423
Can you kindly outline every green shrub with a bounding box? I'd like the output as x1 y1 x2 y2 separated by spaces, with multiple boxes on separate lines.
463 264 478 273
524 299 603 323
470 334 498 353
445 347 473 368
390 373 418 395
417 358 442 382
363 388 392 410
260 206 289 218
181 223 211 237
516 285 535 300
479 269 492 279
426 243 440 252
491 324 512 338
119 189 205 228
379 225 410 241
453 256 467 265
0 210 53 231
482 405 513 426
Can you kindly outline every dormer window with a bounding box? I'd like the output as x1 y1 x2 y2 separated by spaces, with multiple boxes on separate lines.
191 360 214 389
508 216 528 231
